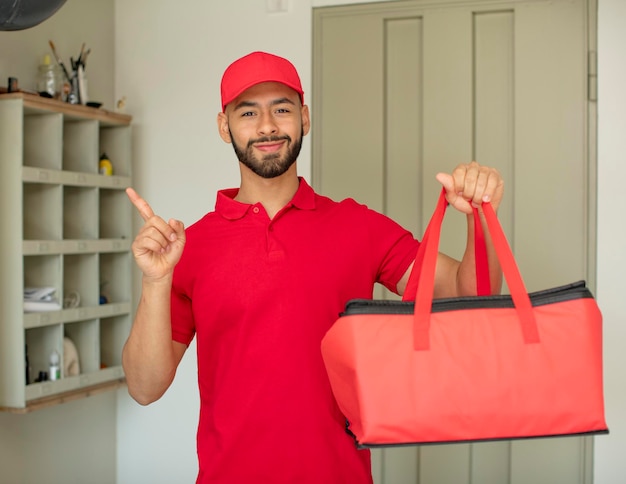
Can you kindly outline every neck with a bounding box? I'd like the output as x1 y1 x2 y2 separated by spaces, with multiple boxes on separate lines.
235 165 300 219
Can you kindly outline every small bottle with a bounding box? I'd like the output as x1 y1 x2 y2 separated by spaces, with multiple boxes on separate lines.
36 54 62 99
99 153 113 175
49 350 61 381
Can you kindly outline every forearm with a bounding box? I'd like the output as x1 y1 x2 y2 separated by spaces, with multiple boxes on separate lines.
122 276 183 405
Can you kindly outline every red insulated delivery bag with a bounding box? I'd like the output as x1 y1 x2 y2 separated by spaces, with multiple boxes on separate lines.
321 190 608 447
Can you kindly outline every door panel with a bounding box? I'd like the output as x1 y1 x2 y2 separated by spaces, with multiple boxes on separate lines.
313 1 594 483
471 441 511 484
474 9 515 246
386 16 423 237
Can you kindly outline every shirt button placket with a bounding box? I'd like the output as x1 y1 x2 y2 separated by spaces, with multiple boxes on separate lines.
266 221 283 259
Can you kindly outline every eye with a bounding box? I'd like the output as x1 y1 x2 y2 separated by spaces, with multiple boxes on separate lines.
241 111 256 117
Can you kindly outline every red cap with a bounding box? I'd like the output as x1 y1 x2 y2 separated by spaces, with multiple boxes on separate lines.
220 51 304 111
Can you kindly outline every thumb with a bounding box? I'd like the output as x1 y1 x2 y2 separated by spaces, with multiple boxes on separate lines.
435 172 454 193
435 172 472 214
168 219 186 243
161 219 186 266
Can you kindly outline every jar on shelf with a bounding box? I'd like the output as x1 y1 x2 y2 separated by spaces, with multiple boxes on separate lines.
36 54 63 100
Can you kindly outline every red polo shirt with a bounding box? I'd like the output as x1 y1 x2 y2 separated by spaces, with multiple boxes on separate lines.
171 178 419 484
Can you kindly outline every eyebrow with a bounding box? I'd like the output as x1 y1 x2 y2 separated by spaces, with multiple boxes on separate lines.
232 97 296 111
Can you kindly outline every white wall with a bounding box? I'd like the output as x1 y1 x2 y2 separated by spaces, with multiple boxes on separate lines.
594 0 626 482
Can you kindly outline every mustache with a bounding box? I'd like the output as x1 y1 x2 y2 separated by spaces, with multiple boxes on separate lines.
247 135 291 148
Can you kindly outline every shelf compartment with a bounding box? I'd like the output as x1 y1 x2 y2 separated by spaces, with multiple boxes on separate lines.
63 253 99 308
63 254 98 309
62 119 99 173
23 183 62 240
100 188 132 239
100 315 131 369
64 319 99 375
23 112 63 170
99 125 131 177
63 185 99 239
23 254 62 299
25 324 63 387
99 252 131 305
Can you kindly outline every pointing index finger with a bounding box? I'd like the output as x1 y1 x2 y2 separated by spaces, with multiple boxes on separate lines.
126 187 155 221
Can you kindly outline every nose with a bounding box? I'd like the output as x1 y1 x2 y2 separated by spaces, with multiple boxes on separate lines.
257 110 278 136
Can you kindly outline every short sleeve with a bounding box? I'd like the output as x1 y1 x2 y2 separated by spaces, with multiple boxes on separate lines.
170 258 195 346
349 201 420 294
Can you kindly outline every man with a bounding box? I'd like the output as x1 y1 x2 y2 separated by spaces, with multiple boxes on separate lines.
123 51 504 483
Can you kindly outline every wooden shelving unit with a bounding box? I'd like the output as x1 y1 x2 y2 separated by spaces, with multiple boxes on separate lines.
0 93 133 411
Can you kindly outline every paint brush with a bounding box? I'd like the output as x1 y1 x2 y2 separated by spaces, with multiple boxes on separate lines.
77 42 86 66
81 48 91 68
48 40 71 82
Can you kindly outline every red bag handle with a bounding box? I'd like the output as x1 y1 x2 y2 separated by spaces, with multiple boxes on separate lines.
403 189 491 301
411 189 540 350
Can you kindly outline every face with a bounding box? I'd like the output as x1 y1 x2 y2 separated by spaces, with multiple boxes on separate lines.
218 82 310 179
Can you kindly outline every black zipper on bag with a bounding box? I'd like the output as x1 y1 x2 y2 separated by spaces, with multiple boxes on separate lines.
353 429 610 449
340 280 594 316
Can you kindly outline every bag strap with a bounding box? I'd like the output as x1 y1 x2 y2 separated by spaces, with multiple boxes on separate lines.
412 189 541 351
402 189 491 302
473 204 492 296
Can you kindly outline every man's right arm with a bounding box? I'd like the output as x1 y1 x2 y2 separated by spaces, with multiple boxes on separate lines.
122 276 187 405
122 188 187 405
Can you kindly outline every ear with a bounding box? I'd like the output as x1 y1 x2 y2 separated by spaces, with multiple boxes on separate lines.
301 104 311 136
217 112 232 143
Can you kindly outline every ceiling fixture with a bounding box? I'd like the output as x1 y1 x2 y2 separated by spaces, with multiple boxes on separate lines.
0 0 67 31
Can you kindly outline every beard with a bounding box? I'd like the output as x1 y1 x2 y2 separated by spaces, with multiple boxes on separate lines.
230 126 303 179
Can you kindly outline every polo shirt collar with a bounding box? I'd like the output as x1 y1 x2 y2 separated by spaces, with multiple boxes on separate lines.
216 177 316 220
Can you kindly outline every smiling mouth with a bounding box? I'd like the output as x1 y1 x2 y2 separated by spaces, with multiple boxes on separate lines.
254 140 286 152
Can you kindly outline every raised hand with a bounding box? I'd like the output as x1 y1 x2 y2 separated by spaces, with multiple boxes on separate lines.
126 187 186 281
435 161 504 214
